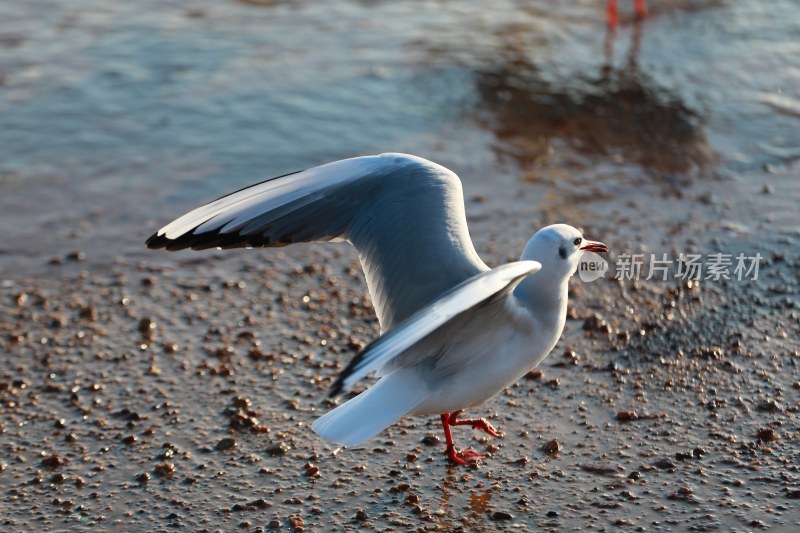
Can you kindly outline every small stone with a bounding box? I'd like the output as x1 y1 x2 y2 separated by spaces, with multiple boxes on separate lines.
136 472 150 484
304 463 320 478
524 369 543 380
757 400 781 413
756 428 778 442
389 483 411 494
421 435 440 446
41 454 64 469
231 397 251 409
491 511 514 521
154 463 175 477
215 438 237 451
138 317 156 336
653 458 677 470
546 510 559 517
248 498 271 509
583 314 609 333
266 441 290 455
542 440 560 454
616 411 639 422
355 509 368 521
667 486 699 502
122 435 137 445
628 471 641 480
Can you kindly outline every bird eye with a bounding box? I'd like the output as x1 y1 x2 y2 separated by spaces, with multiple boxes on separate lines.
574 237 582 246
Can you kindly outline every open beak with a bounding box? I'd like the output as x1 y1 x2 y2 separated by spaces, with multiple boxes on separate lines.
580 240 609 254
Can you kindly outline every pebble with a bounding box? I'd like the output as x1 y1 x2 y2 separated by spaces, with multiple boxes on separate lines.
755 428 778 442
524 369 543 380
653 458 677 470
583 314 610 334
154 463 175 477
304 463 320 478
215 438 237 451
138 317 157 337
266 441 290 455
421 435 440 446
41 455 64 469
757 400 781 413
491 511 514 521
542 440 560 454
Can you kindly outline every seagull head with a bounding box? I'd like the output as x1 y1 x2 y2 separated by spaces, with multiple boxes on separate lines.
521 224 609 281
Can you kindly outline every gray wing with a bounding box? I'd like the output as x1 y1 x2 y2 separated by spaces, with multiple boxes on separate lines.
329 261 541 396
146 153 487 330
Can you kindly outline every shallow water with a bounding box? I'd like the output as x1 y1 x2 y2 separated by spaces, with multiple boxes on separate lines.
0 0 798 272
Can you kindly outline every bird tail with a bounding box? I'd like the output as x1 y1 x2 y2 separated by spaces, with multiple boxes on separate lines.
312 369 424 446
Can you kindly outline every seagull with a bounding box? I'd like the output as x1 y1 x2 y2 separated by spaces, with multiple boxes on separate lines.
146 153 608 465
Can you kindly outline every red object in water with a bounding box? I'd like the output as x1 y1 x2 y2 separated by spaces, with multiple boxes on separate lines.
607 0 648 27
440 410 502 466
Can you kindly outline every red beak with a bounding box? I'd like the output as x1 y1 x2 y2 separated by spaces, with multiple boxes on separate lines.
580 240 609 254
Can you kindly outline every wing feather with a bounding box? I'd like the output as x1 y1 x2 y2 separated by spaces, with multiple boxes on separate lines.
146 153 487 329
329 261 541 396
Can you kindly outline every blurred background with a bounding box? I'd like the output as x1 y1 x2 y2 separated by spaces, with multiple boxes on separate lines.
1 0 798 273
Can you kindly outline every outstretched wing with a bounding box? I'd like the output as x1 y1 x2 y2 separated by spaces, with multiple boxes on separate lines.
329 261 541 396
146 153 487 330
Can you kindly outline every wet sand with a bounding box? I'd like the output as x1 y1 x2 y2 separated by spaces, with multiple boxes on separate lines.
2 0 800 531
2 165 799 530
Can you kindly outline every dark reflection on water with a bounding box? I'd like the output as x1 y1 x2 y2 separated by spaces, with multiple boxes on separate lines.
473 23 712 178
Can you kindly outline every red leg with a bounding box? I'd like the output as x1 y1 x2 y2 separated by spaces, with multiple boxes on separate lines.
440 413 485 466
634 0 647 19
448 410 503 438
607 0 619 27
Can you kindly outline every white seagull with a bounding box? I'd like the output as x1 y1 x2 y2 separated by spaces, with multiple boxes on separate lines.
146 153 608 465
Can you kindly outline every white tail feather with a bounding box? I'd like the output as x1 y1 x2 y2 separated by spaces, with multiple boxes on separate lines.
312 369 424 446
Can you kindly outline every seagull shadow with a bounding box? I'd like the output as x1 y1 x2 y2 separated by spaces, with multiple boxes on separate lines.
472 19 714 182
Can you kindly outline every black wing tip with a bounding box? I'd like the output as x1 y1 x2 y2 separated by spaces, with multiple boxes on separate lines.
328 378 344 398
145 231 194 251
327 343 375 398
145 232 168 250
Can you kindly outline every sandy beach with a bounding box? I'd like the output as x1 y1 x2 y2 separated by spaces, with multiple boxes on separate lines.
2 0 799 530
